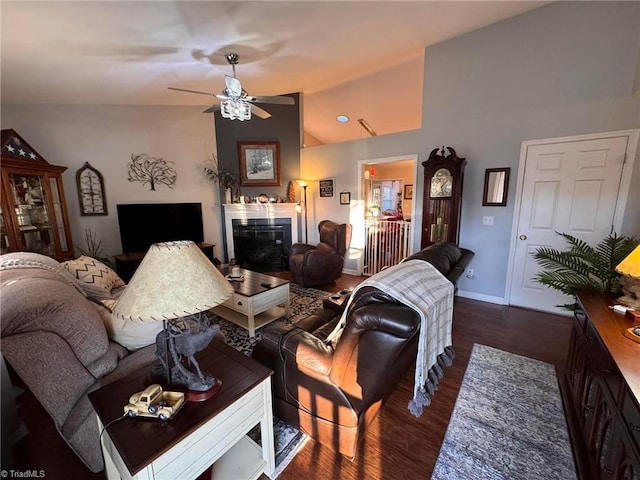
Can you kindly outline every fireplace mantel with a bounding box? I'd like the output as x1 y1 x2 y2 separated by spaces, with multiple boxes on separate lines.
223 203 301 262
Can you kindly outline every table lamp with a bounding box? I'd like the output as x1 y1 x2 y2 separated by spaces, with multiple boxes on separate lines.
113 241 233 400
615 245 640 310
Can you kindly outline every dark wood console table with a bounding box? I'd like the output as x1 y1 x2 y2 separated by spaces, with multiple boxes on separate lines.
561 290 639 479
115 242 215 282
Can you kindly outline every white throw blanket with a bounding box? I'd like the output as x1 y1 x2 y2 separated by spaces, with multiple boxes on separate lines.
326 259 454 417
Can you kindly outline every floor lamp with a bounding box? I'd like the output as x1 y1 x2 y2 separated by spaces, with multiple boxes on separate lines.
296 180 309 244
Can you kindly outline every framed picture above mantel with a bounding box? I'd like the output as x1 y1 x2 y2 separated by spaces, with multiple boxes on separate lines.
238 141 281 187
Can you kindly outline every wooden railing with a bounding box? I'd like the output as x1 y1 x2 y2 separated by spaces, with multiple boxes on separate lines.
363 220 411 276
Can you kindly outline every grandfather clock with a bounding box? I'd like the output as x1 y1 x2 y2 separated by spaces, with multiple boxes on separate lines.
421 146 466 248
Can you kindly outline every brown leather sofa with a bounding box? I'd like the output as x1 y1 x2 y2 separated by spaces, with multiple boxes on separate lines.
289 220 352 288
252 242 474 457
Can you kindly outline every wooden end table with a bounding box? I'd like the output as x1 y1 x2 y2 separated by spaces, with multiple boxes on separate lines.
89 339 275 480
212 267 290 337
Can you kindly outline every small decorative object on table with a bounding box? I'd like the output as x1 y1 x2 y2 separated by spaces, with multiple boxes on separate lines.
623 325 640 344
226 264 244 281
124 384 185 421
615 245 640 309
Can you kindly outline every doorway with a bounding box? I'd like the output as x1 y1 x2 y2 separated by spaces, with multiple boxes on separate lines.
357 155 418 275
506 129 639 314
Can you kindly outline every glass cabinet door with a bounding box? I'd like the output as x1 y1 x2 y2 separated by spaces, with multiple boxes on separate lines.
9 173 58 256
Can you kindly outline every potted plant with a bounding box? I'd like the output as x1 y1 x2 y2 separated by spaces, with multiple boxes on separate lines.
203 156 238 203
533 232 639 310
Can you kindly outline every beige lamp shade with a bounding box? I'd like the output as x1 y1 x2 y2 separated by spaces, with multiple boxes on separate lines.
616 245 640 278
113 241 233 322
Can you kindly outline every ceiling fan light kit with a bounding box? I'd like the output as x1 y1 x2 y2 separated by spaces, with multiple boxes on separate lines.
168 52 294 121
221 98 251 121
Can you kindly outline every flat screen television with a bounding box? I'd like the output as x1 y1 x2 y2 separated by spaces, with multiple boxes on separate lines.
117 202 204 254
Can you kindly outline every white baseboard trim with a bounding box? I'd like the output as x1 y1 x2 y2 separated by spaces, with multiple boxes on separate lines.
342 268 360 276
457 290 507 305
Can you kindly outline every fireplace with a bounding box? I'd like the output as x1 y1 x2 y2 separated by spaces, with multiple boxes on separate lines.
232 218 292 271
223 203 301 272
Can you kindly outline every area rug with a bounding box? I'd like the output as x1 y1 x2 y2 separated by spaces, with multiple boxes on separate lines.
211 283 330 477
431 344 577 480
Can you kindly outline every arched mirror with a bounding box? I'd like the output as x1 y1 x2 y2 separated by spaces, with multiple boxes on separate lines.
483 167 510 206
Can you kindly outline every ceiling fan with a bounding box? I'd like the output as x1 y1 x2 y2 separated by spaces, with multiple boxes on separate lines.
168 53 295 120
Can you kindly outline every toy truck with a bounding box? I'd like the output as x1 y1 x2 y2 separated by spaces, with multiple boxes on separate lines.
124 384 185 421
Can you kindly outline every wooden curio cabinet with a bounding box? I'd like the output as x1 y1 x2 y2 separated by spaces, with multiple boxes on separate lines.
1 129 74 261
420 146 466 248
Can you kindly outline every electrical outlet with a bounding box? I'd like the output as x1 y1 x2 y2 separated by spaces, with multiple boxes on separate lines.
466 269 474 279
482 216 494 226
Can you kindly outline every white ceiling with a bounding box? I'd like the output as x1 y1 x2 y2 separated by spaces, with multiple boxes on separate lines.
1 1 547 145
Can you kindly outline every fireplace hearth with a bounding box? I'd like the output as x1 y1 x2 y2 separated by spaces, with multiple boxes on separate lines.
223 203 301 270
232 218 292 271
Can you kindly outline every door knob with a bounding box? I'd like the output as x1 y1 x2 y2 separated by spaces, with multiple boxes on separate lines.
519 234 527 240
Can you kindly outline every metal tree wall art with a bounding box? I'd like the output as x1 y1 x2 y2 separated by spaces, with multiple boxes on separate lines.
127 153 177 190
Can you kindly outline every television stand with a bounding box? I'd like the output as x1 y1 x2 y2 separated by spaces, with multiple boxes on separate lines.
115 242 215 282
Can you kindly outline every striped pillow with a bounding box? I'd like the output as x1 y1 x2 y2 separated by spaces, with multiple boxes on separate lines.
63 256 125 292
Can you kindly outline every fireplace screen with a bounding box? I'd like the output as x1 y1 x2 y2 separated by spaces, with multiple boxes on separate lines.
232 218 292 271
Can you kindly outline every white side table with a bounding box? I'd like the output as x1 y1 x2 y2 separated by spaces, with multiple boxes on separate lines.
90 340 275 480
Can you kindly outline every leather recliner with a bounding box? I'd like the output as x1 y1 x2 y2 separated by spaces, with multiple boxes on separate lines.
253 242 475 458
252 286 421 458
289 220 352 287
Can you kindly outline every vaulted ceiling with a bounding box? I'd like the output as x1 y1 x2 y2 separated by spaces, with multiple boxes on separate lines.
1 1 547 145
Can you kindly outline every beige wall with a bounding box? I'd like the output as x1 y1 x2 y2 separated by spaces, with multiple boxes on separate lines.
1 105 223 259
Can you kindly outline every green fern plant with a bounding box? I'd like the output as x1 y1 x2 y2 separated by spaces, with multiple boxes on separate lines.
533 232 639 310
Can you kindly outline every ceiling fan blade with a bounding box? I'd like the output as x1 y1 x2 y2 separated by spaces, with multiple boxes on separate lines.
203 105 221 114
225 76 243 96
168 86 216 97
246 95 295 105
250 104 271 119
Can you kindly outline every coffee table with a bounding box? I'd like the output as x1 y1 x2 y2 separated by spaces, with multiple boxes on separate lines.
213 267 290 337
89 339 275 480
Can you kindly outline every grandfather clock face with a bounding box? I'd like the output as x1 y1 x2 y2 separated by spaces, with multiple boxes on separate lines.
430 168 453 198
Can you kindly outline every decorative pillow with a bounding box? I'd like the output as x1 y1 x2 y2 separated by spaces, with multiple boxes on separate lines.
91 301 162 351
62 256 125 292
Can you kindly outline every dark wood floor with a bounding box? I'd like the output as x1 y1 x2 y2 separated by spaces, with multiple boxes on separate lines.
6 272 573 479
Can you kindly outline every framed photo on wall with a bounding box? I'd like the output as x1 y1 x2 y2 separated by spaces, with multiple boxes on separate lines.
238 141 281 186
319 178 334 198
340 191 351 205
404 184 413 200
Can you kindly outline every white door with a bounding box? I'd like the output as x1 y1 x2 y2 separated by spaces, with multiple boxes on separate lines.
508 131 638 314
